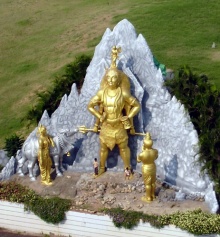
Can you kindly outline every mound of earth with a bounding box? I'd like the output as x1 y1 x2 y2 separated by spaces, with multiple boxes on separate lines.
10 170 210 216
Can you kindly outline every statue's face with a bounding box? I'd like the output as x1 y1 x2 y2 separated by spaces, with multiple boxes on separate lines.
39 126 46 136
106 70 119 89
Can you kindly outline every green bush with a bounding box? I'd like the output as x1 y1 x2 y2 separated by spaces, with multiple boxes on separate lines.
0 181 36 203
3 134 24 157
104 207 163 229
165 65 220 200
24 196 71 224
0 181 71 224
23 54 91 125
159 209 220 235
104 207 220 235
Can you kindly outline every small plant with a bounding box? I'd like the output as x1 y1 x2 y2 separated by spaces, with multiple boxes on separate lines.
159 209 220 235
103 207 220 235
43 234 50 237
0 181 37 203
104 207 163 229
3 134 24 157
24 196 72 224
0 181 71 224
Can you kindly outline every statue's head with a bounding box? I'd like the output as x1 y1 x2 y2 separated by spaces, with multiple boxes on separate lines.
112 45 117 50
100 46 130 92
143 132 153 149
38 124 47 136
105 68 121 89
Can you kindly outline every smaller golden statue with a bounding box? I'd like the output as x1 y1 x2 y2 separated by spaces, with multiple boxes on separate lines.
37 125 55 185
137 132 158 202
111 45 121 68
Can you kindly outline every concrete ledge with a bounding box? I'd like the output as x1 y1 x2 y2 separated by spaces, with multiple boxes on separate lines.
0 201 218 237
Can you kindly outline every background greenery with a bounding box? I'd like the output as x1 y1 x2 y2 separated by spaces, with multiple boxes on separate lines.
0 0 220 147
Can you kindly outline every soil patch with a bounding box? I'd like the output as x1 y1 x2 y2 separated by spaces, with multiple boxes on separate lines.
10 170 210 216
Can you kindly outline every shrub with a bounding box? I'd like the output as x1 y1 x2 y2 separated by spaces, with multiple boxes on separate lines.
24 196 71 224
165 65 220 202
23 54 91 125
3 134 24 157
104 207 143 229
0 181 35 203
104 207 220 235
159 209 220 235
104 207 163 229
0 181 71 224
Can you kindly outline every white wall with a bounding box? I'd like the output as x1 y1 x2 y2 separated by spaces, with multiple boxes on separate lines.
0 201 219 237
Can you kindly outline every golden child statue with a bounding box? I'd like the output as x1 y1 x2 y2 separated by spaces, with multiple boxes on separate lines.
137 132 158 202
87 46 141 176
37 125 55 185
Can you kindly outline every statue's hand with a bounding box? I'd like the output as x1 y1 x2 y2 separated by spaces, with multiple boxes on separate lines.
130 127 135 135
93 125 99 133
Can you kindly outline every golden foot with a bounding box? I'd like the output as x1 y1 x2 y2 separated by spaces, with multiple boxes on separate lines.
92 174 98 179
141 196 152 203
97 168 105 177
128 174 133 180
41 180 53 186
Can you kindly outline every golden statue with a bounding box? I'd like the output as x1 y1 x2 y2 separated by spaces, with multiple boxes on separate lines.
137 132 158 202
37 125 55 185
86 46 141 176
111 45 121 68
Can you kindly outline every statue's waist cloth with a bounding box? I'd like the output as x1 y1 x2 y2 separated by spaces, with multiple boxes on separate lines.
99 118 128 150
142 164 156 184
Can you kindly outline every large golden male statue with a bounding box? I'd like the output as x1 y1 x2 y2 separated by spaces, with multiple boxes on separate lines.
137 132 158 202
87 46 140 176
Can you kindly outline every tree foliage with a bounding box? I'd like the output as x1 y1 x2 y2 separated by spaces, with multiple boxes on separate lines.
4 134 24 157
23 54 91 125
165 65 220 205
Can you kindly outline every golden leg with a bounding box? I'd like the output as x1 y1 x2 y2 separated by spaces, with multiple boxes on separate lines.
151 183 156 200
145 184 152 202
118 140 131 169
141 196 152 202
98 141 108 176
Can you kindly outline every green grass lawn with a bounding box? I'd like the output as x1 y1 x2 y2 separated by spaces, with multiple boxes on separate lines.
0 0 219 148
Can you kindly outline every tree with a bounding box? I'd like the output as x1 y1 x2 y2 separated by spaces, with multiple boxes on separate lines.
165 65 220 211
4 134 24 157
23 54 91 125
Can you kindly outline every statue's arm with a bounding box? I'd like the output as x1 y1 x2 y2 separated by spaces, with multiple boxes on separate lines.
38 139 43 159
87 91 102 120
154 149 158 160
137 152 143 163
124 94 141 119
